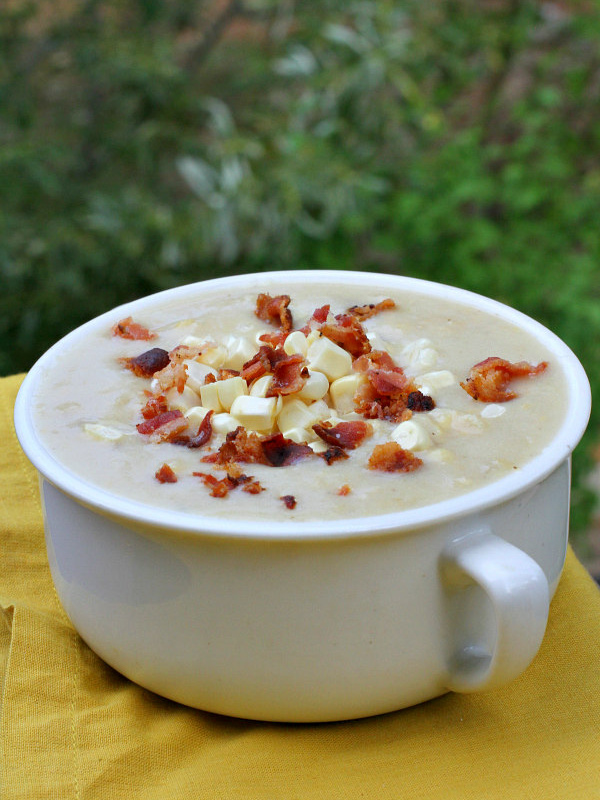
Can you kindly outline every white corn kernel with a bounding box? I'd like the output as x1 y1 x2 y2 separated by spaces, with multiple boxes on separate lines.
250 375 273 397
212 413 241 434
166 384 201 412
451 411 484 434
199 382 223 412
391 419 433 451
308 439 329 454
216 376 249 412
281 426 314 444
184 360 218 393
184 405 211 429
229 395 278 432
84 423 126 441
283 330 308 356
297 370 329 402
277 398 315 433
329 373 365 414
481 404 506 419
402 339 438 370
224 336 257 371
197 344 228 369
307 336 353 380
414 370 456 396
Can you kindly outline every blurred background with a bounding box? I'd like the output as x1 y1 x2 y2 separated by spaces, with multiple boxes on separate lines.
1 0 599 572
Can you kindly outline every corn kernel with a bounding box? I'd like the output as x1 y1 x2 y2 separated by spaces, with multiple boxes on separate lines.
212 413 241 434
297 370 329 402
283 330 308 356
391 419 433 451
277 398 315 433
250 375 273 397
199 382 222 412
307 336 353 381
216 376 249 412
329 373 365 414
184 360 219 393
166 384 201 412
230 395 278 432
224 336 257 371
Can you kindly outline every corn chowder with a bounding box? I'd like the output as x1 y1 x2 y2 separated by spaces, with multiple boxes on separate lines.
31 282 566 522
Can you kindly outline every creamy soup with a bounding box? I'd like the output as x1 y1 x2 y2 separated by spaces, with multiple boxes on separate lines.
31 281 566 522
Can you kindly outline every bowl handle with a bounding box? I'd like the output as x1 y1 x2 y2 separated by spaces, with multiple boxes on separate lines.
440 530 549 693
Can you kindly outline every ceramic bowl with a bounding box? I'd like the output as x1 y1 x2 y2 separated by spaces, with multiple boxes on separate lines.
14 271 591 722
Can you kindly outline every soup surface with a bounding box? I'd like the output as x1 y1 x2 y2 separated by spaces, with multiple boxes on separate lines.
32 280 566 522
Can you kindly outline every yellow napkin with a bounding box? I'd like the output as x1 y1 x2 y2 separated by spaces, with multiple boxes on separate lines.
2 373 599 800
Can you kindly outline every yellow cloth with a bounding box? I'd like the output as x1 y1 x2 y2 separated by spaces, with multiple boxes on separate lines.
2 372 599 800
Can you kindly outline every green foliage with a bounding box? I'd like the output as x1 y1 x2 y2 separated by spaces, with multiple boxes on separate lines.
1 0 599 532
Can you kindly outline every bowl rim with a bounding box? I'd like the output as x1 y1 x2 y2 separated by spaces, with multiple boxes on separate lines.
14 270 592 540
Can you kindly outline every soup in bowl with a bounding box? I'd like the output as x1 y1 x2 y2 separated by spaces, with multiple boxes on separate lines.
14 271 591 721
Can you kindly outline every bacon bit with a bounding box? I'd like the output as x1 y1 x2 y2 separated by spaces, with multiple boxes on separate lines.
406 391 435 412
242 479 265 494
153 360 188 393
204 373 217 384
241 346 307 396
172 410 213 449
368 442 423 473
312 420 373 450
260 433 314 466
352 350 425 422
338 484 352 496
120 347 170 377
141 393 169 419
193 469 263 498
112 317 156 340
168 344 203 363
320 314 371 358
241 346 274 383
319 446 349 464
255 294 293 333
203 427 268 466
155 463 178 484
299 304 331 334
281 495 297 509
137 409 185 435
347 298 396 320
258 330 288 348
461 357 548 402
267 352 306 397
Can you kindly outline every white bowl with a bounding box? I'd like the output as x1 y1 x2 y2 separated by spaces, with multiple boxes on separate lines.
14 271 591 721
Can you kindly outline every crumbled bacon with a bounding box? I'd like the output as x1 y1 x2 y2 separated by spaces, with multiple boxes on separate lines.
172 410 213 449
155 463 178 483
168 344 204 363
193 469 264 498
241 346 307 396
202 427 268 466
281 495 297 509
352 350 418 422
406 391 435 412
347 299 396 320
258 330 288 348
368 442 423 473
299 304 331 334
112 317 156 340
461 357 548 402
152 360 188 393
312 420 373 450
137 409 185 435
255 293 293 333
120 347 170 377
320 314 371 358
260 433 314 467
338 484 352 496
319 446 349 464
141 393 169 419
